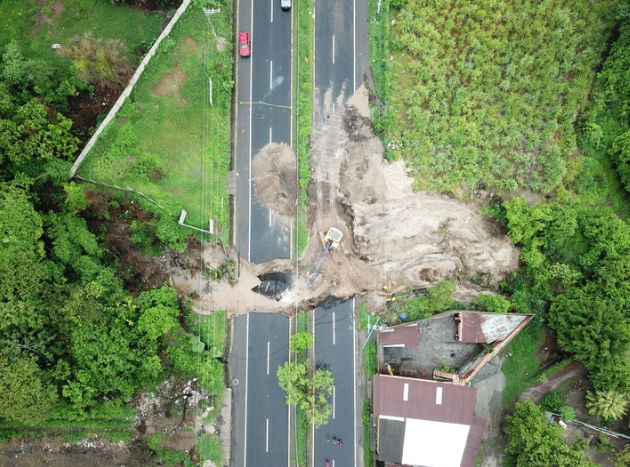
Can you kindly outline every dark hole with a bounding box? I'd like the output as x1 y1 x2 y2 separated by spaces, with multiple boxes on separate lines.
252 272 292 300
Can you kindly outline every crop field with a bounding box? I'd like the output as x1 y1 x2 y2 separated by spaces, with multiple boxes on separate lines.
373 0 621 194
79 5 232 234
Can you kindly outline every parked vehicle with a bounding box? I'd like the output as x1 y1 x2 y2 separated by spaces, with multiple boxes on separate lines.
239 31 251 57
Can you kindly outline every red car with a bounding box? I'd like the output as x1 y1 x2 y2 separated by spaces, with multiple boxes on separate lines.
239 32 251 57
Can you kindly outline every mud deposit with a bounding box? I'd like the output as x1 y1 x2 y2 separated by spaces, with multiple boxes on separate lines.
252 143 297 217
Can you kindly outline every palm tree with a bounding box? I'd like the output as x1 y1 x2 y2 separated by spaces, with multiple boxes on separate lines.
586 390 629 421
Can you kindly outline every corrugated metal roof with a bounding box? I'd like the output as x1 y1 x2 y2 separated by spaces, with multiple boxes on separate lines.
459 312 529 343
373 374 477 425
378 323 420 347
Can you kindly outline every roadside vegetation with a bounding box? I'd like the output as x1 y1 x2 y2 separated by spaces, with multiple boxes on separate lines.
0 0 166 139
0 2 229 463
295 0 314 256
79 4 233 238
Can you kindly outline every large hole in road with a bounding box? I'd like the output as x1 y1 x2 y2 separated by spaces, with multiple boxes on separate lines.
252 272 292 301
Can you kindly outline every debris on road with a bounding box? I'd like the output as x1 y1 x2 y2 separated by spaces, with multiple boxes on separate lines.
252 143 297 217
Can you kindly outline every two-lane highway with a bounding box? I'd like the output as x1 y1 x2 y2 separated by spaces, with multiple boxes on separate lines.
313 298 357 467
230 312 290 467
314 0 368 109
235 0 293 264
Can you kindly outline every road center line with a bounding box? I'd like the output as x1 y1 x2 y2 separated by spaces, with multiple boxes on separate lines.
332 311 336 345
265 417 269 453
270 0 273 22
332 384 336 419
269 126 272 145
268 209 272 227
269 60 273 89
352 297 358 466
332 34 335 64
266 340 270 375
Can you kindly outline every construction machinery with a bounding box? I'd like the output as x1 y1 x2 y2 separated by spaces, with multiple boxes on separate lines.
306 227 343 287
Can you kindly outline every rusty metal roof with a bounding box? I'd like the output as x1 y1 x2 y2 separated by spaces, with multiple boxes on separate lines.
373 374 477 425
459 312 529 344
378 323 420 348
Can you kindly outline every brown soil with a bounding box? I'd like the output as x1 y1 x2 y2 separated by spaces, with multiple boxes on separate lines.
216 37 228 53
178 37 198 56
67 84 122 139
192 85 520 315
152 67 189 107
252 143 297 217
297 85 519 304
33 0 64 34
518 361 586 403
0 437 143 467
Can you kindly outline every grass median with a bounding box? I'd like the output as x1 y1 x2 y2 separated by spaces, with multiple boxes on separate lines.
294 0 313 258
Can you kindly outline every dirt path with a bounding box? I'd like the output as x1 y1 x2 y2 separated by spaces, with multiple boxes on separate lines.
518 361 586 403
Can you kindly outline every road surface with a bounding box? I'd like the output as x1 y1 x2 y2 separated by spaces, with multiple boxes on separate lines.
314 0 368 109
313 298 357 467
230 313 291 467
235 0 293 264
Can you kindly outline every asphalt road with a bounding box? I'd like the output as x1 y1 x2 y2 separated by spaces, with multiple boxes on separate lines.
313 298 357 467
230 312 291 467
314 0 368 110
235 0 293 264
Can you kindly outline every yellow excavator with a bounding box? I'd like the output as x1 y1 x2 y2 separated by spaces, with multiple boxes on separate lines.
306 227 343 287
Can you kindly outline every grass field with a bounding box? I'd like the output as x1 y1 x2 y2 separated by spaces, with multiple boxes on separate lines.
501 321 544 404
372 0 622 195
0 0 163 76
79 5 232 235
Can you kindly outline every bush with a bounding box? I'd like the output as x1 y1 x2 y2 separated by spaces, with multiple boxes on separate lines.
477 293 511 313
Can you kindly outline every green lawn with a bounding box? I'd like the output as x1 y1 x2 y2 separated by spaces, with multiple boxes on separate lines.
196 433 223 465
0 0 163 75
79 5 232 234
501 322 544 405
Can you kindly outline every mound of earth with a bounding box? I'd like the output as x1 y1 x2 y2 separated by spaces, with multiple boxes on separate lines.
252 143 297 217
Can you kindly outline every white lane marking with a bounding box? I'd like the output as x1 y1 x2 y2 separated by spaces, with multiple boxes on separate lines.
270 0 273 23
352 297 357 466
332 385 336 419
244 314 250 466
332 311 336 345
269 60 273 89
265 417 269 453
247 0 254 262
269 209 272 227
267 341 271 375
353 0 356 90
269 126 273 145
332 461 335 467
332 34 335 64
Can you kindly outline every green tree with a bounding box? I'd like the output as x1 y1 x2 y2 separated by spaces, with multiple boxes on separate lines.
505 401 593 467
290 331 313 354
277 362 333 427
426 280 455 311
0 357 57 424
63 182 88 213
586 390 629 421
476 293 511 313
613 444 630 467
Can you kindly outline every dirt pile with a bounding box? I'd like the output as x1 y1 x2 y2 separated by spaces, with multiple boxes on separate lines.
300 85 519 302
252 143 297 217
